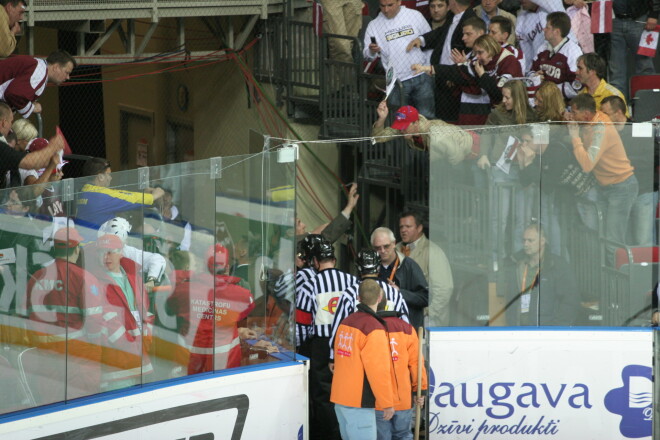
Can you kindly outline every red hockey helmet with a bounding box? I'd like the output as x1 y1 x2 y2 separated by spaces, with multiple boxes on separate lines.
207 243 229 274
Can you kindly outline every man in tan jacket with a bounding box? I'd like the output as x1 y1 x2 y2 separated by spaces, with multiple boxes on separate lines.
0 0 24 58
396 209 454 326
372 101 479 165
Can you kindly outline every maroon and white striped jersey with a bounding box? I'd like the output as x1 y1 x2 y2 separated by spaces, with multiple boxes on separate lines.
528 37 583 100
0 56 47 118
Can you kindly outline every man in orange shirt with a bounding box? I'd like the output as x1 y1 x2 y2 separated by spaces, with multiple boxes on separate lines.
568 93 638 262
331 279 396 440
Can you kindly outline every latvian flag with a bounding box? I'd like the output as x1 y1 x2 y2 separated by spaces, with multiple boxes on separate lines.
638 25 660 57
591 0 612 34
312 1 323 37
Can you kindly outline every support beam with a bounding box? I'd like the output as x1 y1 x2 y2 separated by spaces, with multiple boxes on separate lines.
177 17 185 48
235 14 259 50
135 21 158 57
127 19 135 55
85 18 122 56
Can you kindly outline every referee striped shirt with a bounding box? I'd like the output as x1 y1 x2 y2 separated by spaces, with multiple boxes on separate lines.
297 267 357 339
329 278 410 360
293 266 317 346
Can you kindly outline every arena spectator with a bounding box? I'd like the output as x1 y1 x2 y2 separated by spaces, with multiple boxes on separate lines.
601 95 655 246
489 15 525 72
428 0 451 30
363 0 435 118
609 0 659 100
474 0 517 44
0 50 76 117
477 80 538 259
372 226 428 330
396 210 453 326
568 93 638 262
11 117 37 151
296 182 358 246
528 11 582 100
502 223 580 325
0 0 24 58
321 0 363 64
330 279 395 440
576 52 628 116
534 80 567 121
76 157 165 230
415 18 513 125
0 102 64 188
372 101 478 164
516 0 565 72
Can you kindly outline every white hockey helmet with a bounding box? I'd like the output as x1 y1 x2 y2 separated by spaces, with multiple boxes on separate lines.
97 217 132 242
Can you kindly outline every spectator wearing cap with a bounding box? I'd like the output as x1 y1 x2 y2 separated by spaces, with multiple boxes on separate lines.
567 93 638 263
76 157 165 230
576 52 628 116
372 101 479 165
90 233 155 391
396 209 454 326
26 227 108 399
0 0 25 58
0 102 65 189
0 50 76 117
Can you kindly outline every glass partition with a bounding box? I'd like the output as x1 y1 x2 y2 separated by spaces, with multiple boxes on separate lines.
0 151 296 416
429 120 657 328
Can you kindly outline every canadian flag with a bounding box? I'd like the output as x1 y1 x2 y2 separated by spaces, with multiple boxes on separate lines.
638 25 660 57
591 0 612 34
312 0 323 38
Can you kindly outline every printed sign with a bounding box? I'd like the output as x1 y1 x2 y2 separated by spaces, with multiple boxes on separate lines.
0 362 307 440
428 329 652 439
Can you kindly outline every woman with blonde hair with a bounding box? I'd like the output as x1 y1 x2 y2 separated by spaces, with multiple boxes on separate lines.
476 79 538 261
11 118 38 152
535 81 566 122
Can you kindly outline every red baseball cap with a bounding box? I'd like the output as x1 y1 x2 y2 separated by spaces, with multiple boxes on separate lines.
53 227 83 249
26 138 49 153
97 234 124 250
391 106 419 130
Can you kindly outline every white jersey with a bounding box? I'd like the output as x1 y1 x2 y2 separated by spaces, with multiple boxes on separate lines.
363 6 431 82
515 0 565 72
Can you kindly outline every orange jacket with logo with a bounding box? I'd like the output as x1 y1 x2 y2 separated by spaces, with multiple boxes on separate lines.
378 312 428 411
330 305 397 409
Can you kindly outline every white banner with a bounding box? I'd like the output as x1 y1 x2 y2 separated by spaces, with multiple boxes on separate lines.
0 361 308 440
428 329 652 440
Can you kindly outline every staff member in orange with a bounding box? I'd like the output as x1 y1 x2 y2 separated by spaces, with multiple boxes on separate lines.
331 279 396 440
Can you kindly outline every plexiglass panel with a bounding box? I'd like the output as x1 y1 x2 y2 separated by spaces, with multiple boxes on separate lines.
0 151 296 416
429 121 657 328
